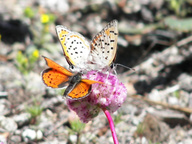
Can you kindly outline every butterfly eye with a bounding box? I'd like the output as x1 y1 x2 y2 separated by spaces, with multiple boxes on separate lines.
110 63 115 69
70 65 74 70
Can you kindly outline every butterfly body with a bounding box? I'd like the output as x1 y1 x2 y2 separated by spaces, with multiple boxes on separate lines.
64 73 91 98
41 56 102 99
56 20 118 72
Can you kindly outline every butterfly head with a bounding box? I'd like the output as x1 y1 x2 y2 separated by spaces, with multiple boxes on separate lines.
69 72 82 84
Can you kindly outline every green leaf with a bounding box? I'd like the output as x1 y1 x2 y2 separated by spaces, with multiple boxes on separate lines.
24 7 35 18
164 17 192 32
70 120 85 133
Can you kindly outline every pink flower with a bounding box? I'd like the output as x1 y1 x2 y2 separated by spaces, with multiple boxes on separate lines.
67 70 127 123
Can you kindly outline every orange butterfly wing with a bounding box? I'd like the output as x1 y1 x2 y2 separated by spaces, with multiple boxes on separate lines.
42 56 73 76
67 79 103 99
42 56 73 88
42 68 70 88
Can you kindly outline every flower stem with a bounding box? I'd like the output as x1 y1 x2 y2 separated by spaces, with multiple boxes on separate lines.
102 108 119 144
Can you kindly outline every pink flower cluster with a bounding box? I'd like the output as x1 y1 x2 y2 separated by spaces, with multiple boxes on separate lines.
67 71 127 123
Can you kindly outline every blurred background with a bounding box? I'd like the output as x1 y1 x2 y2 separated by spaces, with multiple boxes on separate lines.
1 0 192 143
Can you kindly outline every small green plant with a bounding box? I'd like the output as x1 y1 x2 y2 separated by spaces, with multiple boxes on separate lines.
23 6 57 48
26 105 43 119
168 0 187 17
149 140 161 144
114 112 122 125
69 120 86 134
25 98 43 124
173 90 180 99
15 48 39 75
24 7 35 18
68 120 85 144
136 123 145 137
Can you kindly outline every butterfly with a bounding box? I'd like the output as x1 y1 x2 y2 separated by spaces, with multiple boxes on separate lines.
41 56 103 99
55 20 118 72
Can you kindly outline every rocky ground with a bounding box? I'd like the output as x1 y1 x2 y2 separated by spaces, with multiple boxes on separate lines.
1 0 192 144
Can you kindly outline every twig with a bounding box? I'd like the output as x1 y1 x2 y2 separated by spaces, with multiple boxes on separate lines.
132 95 192 115
176 35 192 47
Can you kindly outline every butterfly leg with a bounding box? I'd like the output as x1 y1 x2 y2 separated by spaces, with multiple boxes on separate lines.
111 63 117 75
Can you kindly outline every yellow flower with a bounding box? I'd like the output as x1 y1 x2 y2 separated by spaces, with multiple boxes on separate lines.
33 50 39 58
41 14 49 24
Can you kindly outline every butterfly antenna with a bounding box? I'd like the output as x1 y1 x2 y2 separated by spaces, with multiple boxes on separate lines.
114 63 136 72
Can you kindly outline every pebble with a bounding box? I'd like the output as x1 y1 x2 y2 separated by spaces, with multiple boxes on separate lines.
0 116 17 132
0 135 7 144
36 130 43 140
0 99 11 116
178 73 192 92
13 113 31 127
10 135 22 143
168 96 179 105
0 92 8 98
39 0 69 13
22 129 37 141
69 135 77 143
182 139 192 144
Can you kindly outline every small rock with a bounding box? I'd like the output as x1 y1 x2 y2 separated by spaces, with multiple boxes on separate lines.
148 89 163 102
0 99 11 116
179 90 190 107
182 139 192 144
0 135 7 144
0 91 8 98
13 129 22 135
36 130 43 140
13 113 31 127
168 96 179 105
22 129 43 142
0 116 17 132
132 117 140 126
22 129 36 141
39 0 69 13
141 137 148 144
69 135 77 143
178 73 192 92
141 7 153 22
0 132 9 144
10 135 21 143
